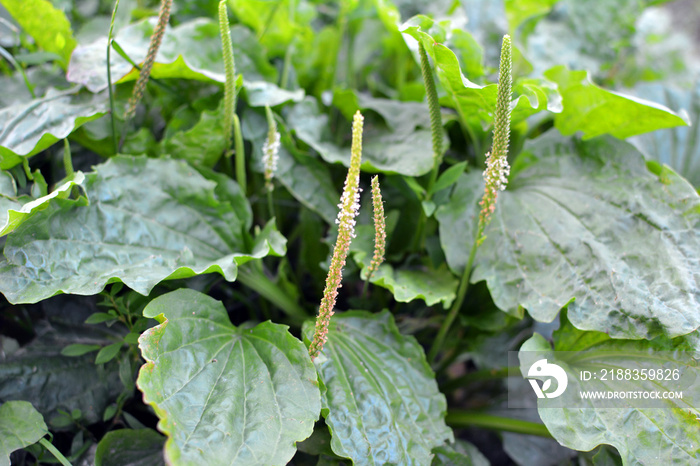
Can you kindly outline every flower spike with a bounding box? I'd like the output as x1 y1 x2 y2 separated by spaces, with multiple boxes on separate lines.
218 0 236 153
124 0 172 122
263 106 280 191
366 175 386 283
478 34 512 243
309 111 364 360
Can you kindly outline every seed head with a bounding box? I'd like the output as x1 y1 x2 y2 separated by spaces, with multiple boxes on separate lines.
263 106 280 191
478 35 512 242
365 175 386 282
124 0 172 121
309 111 364 360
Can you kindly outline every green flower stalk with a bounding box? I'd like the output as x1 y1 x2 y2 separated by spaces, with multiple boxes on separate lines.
412 41 443 251
309 111 364 360
263 106 280 191
429 35 512 363
219 0 236 153
478 34 512 243
418 42 443 178
123 0 171 123
218 0 246 192
365 175 386 283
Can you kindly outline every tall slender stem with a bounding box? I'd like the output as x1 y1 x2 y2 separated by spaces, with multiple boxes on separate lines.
419 41 443 195
38 438 73 466
106 0 121 154
120 0 172 151
411 42 444 252
237 265 307 323
429 35 512 363
232 113 246 193
63 139 74 178
428 238 477 363
219 0 236 156
446 411 552 438
0 45 34 98
309 112 364 359
280 0 296 89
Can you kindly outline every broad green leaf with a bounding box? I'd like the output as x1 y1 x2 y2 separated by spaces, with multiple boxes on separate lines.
519 313 700 465
94 429 165 466
0 172 85 236
0 156 284 304
303 311 453 465
243 80 305 107
0 88 108 169
68 19 276 92
0 0 76 68
439 132 700 339
450 30 486 80
432 439 490 466
545 65 689 140
242 108 340 224
287 96 436 176
0 401 48 466
136 289 320 466
630 81 700 186
366 264 458 308
273 145 340 225
0 320 122 428
227 0 316 56
435 170 483 279
161 105 227 168
0 60 70 109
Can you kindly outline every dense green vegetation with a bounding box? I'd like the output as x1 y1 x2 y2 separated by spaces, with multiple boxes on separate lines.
0 0 698 464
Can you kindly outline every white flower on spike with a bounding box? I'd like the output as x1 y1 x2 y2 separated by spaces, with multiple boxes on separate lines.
309 111 364 360
263 130 280 189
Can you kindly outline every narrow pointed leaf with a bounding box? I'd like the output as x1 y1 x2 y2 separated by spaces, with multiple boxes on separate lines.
545 65 689 140
0 156 284 304
0 401 48 466
137 289 320 466
303 311 453 464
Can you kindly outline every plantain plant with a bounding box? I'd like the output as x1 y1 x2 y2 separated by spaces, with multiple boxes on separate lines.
0 0 698 465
